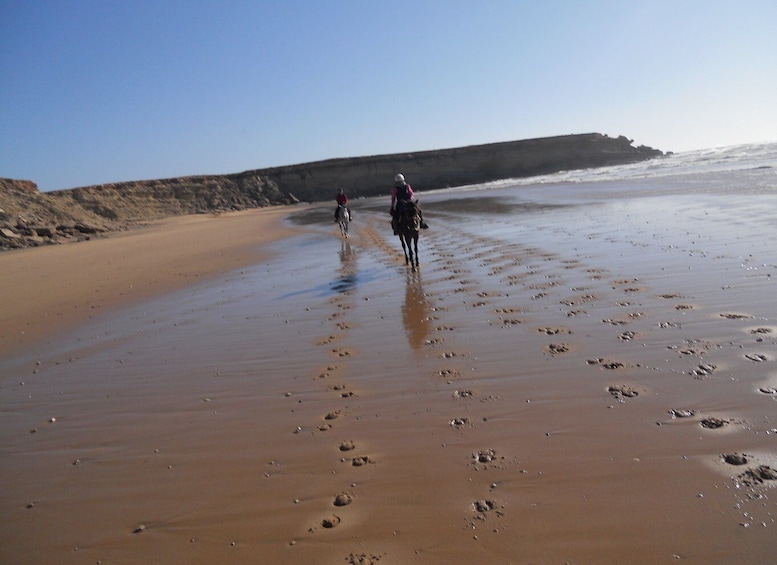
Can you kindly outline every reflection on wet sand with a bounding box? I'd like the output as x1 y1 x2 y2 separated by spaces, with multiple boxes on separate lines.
332 240 357 293
402 271 431 350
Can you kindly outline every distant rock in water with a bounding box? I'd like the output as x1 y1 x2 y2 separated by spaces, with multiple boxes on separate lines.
1 133 662 251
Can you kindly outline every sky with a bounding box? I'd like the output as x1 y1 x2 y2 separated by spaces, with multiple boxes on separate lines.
1 1 776 192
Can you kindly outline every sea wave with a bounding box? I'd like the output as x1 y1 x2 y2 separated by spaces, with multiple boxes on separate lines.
447 141 777 192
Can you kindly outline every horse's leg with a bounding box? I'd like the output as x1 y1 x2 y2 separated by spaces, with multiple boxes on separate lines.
413 234 419 268
399 234 410 265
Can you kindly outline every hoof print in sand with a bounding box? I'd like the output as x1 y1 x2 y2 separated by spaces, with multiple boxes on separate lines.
450 417 470 427
758 386 777 395
589 358 626 370
347 553 383 565
608 384 639 400
719 313 753 320
437 368 461 379
339 440 356 451
691 364 716 378
473 499 499 514
723 453 748 466
700 417 728 429
321 515 341 529
350 455 372 467
538 326 571 336
739 465 777 486
333 492 353 507
472 449 504 468
544 343 571 355
332 347 351 358
324 410 341 421
668 408 696 418
745 353 768 363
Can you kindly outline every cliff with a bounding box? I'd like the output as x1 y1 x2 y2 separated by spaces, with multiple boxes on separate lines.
255 133 662 201
1 133 662 250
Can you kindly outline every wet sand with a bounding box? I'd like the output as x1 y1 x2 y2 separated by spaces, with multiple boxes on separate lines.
2 186 777 564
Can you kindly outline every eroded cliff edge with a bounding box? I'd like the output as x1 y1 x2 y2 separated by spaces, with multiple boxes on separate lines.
1 133 662 250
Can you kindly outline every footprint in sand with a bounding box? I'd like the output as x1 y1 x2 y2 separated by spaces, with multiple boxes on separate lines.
339 440 356 451
738 465 777 486
544 343 571 355
333 492 353 507
700 417 729 429
332 347 351 357
607 384 639 399
350 455 372 467
321 515 341 528
316 335 337 345
538 326 572 336
668 408 696 418
745 353 768 362
723 453 748 465
690 364 717 378
719 313 753 320
449 417 470 427
618 331 638 342
346 552 384 565
472 499 503 518
589 358 627 370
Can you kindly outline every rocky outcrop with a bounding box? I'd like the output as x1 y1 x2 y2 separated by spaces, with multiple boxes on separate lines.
0 178 115 250
1 133 662 251
253 133 663 201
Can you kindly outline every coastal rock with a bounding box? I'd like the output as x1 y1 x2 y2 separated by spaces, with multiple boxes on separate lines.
0 227 21 240
1 133 663 251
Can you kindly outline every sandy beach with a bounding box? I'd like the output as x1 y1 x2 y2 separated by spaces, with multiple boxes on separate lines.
2 184 777 564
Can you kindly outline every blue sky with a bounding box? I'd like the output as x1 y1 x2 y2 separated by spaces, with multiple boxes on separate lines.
1 1 775 191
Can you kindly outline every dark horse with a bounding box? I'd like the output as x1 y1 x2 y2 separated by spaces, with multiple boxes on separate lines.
395 200 421 270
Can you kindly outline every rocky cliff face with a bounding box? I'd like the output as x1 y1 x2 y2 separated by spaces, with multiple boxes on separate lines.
257 133 662 201
1 133 662 250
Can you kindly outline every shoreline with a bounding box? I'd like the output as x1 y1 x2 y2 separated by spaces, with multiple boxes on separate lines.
0 206 301 358
2 186 776 564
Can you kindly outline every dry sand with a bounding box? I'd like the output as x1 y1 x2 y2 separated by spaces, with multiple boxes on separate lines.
0 207 296 357
2 190 777 564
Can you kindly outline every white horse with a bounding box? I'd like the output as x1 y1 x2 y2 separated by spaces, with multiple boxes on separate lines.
336 205 351 238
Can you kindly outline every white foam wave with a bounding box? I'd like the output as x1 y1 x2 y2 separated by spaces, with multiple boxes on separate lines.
444 141 777 193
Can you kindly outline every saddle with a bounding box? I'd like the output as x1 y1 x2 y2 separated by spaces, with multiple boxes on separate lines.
336 205 350 222
397 201 420 231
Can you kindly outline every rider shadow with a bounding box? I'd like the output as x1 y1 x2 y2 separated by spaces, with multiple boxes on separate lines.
402 271 432 351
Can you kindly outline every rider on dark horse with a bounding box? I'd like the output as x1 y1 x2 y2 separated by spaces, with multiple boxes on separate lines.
334 188 350 222
390 174 427 235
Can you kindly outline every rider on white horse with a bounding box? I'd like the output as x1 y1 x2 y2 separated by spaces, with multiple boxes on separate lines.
334 188 350 222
